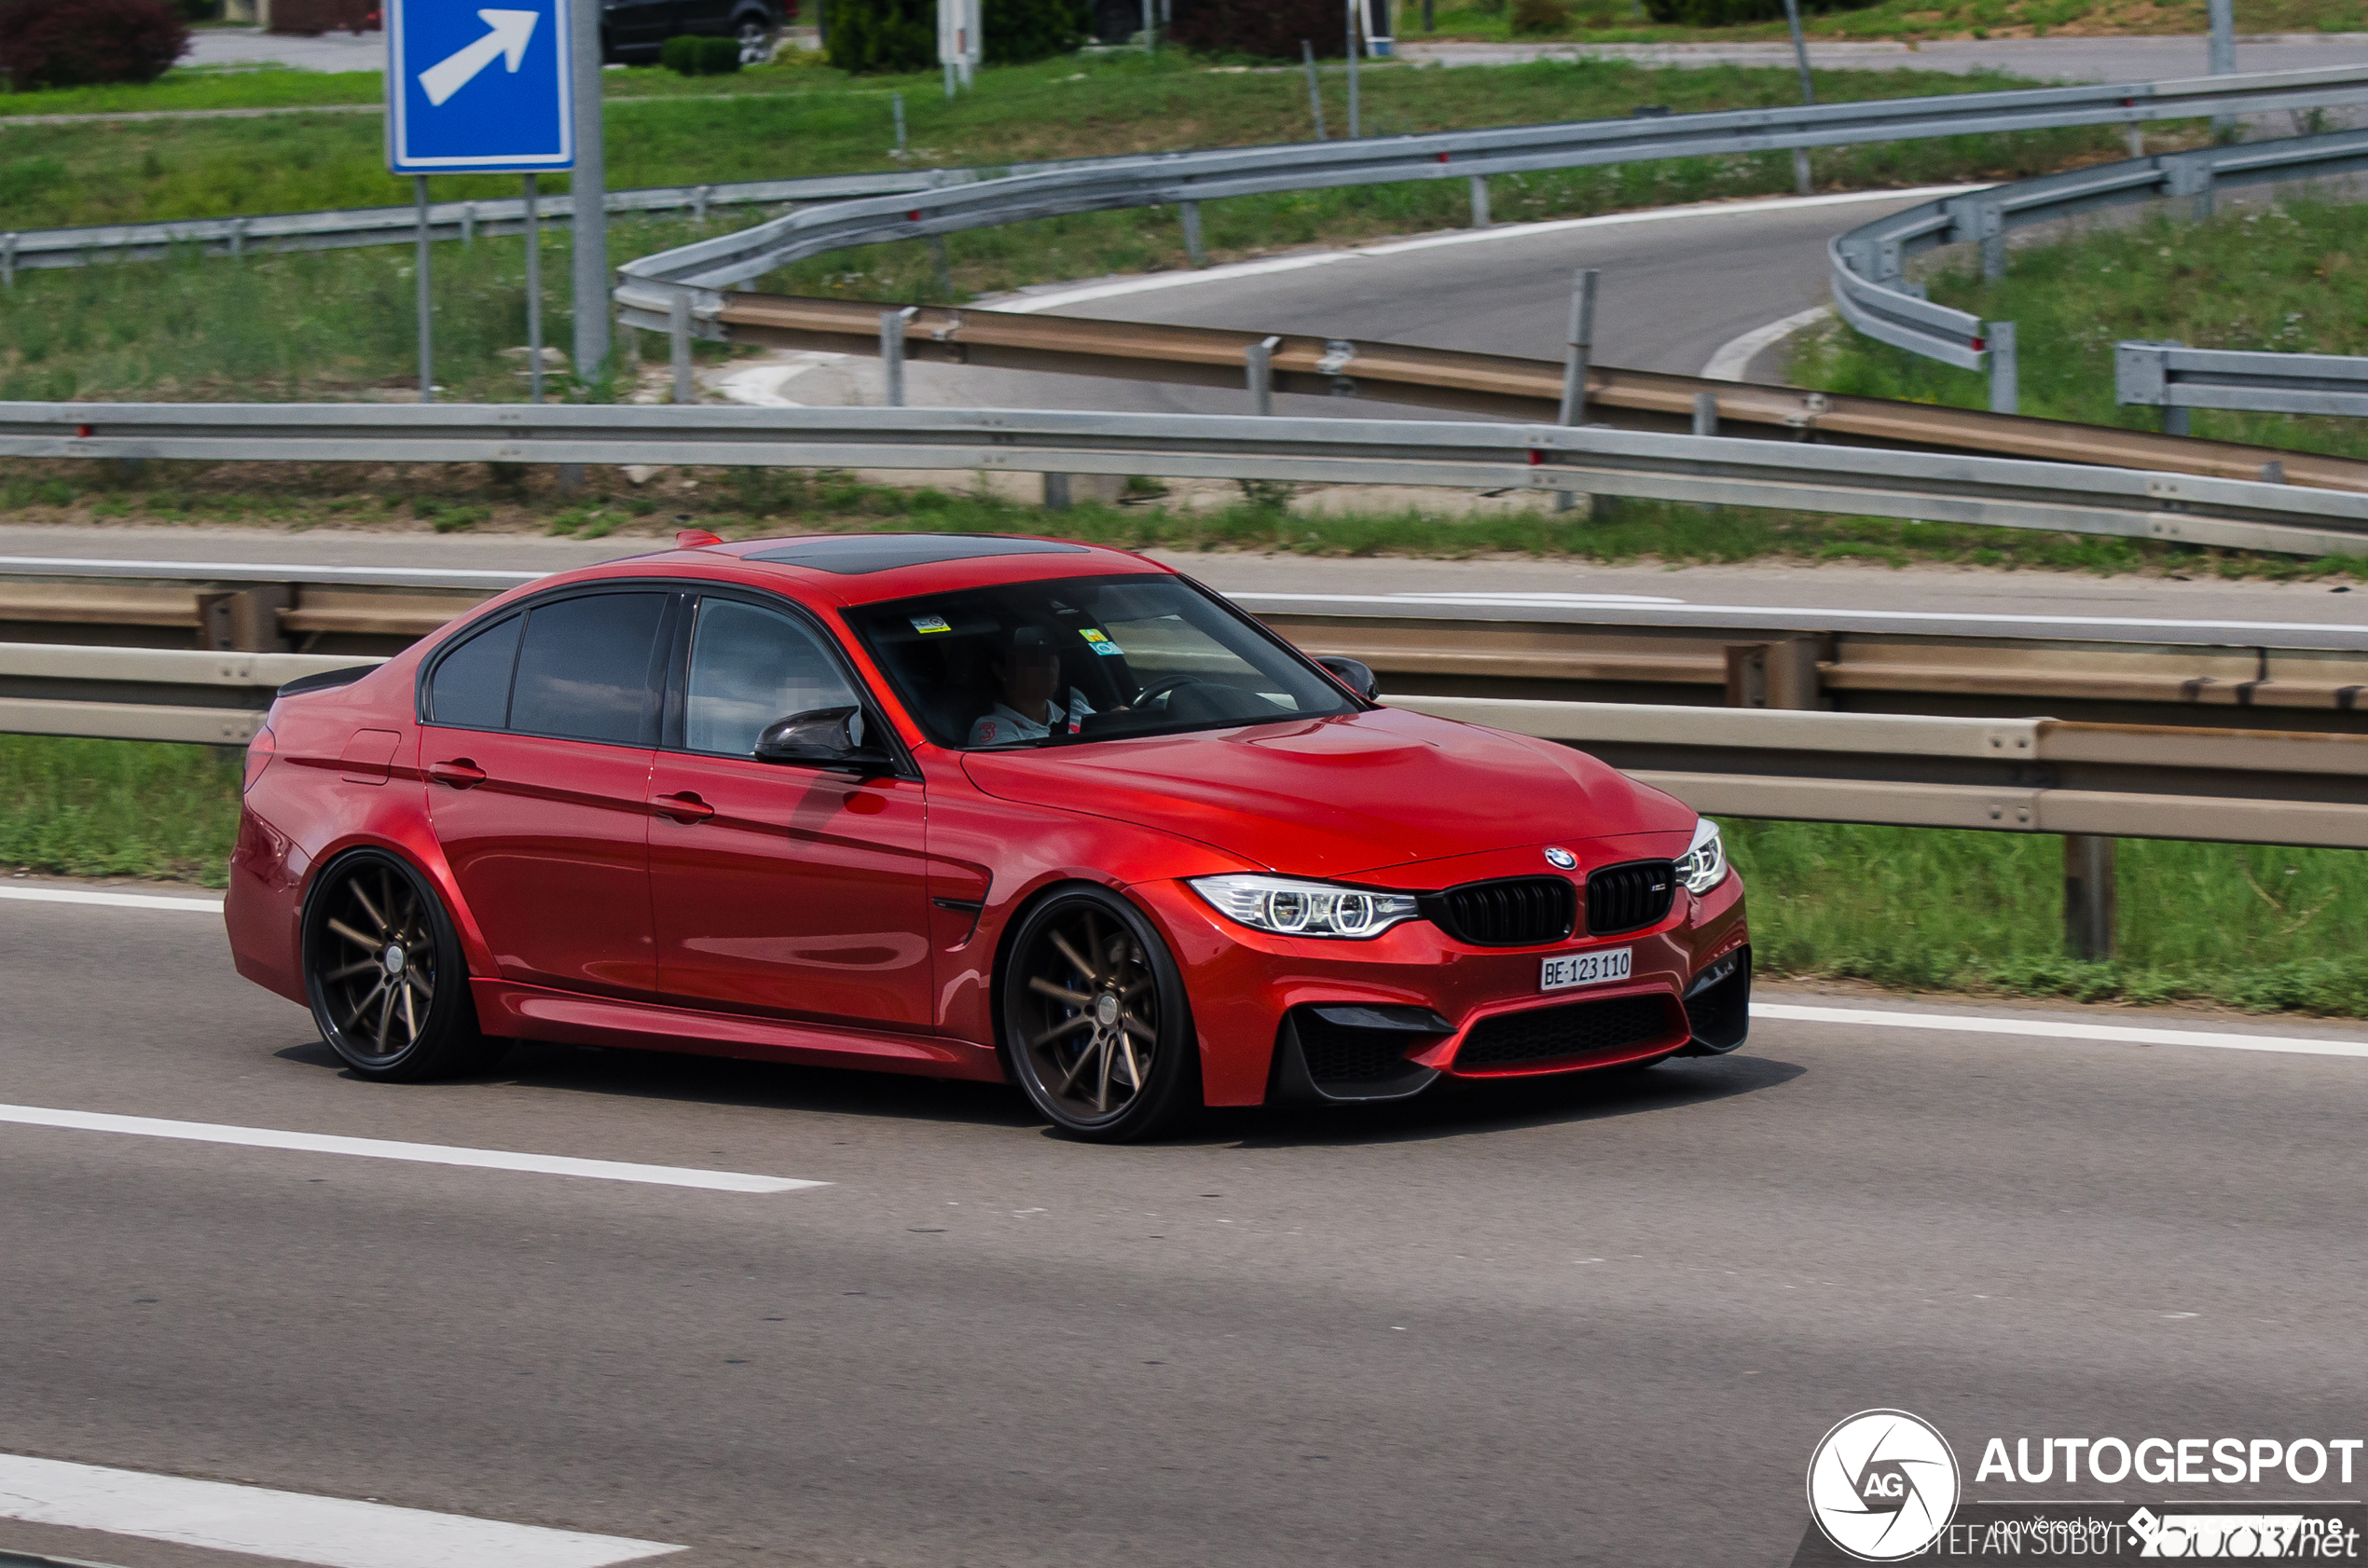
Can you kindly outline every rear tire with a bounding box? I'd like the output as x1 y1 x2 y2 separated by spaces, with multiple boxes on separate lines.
999 887 1199 1143
302 850 502 1082
735 13 777 63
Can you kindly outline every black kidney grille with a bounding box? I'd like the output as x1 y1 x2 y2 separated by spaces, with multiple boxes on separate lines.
1427 876 1576 948
1587 860 1677 935
1456 992 1675 1070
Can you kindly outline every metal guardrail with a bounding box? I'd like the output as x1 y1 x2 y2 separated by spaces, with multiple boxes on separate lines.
700 291 2368 495
12 639 2362 848
0 169 967 281
1829 127 2368 402
7 401 2368 557
2117 340 2368 433
617 65 2368 304
8 560 2367 730
1390 695 2368 849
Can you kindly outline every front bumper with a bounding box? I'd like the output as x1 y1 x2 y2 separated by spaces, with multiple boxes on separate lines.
1132 863 1750 1107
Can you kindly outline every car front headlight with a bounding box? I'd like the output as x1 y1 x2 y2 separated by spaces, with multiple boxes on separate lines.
1189 874 1422 940
1674 818 1728 896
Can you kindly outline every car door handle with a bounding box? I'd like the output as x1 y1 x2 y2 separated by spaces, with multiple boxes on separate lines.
654 791 715 823
426 759 487 789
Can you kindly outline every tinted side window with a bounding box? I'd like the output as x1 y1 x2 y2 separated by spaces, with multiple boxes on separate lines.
685 598 860 756
428 613 521 731
508 593 668 747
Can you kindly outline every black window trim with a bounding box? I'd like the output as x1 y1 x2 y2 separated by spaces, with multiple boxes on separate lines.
415 584 677 750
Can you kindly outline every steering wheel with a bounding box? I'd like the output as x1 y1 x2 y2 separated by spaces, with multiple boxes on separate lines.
1132 674 1212 708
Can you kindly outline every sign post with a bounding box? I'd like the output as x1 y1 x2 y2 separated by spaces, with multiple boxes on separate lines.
386 0 576 404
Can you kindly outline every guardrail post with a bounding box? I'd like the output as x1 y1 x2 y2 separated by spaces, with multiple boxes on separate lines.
1978 203 2006 282
694 185 713 224
669 291 695 404
1724 637 1825 709
2063 834 2117 961
1987 321 2017 416
1301 40 1328 141
461 202 476 246
929 235 953 298
2261 459 2286 483
1043 474 1072 509
893 93 908 154
1559 268 1597 428
1180 201 1205 268
1692 391 1718 437
229 217 248 260
1 233 13 288
2209 0 2236 137
1467 175 1490 228
1246 335 1280 415
198 586 294 653
2168 156 2218 219
880 305 918 406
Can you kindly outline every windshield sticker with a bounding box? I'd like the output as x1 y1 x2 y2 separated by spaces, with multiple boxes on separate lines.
910 614 953 634
1080 628 1125 656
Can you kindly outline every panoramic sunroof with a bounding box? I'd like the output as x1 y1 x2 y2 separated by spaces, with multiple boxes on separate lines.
745 535 1092 575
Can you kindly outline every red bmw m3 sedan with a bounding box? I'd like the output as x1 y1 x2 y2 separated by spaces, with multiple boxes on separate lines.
226 532 1750 1141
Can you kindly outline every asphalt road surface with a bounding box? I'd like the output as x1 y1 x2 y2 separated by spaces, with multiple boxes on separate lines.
5 889 2368 1567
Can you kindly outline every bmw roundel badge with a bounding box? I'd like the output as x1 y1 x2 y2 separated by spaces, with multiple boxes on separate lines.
1543 846 1577 870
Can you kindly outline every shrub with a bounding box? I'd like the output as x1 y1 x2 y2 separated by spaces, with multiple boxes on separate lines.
1510 0 1574 31
661 33 743 73
0 0 190 89
1641 0 1878 25
1167 0 1350 60
983 0 1086 63
824 0 932 72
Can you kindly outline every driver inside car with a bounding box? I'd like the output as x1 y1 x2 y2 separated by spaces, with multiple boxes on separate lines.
967 627 1096 746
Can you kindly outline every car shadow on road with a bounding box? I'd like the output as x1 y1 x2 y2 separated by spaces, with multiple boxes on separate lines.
273 1039 1801 1142
273 1036 1047 1130
1196 1052 1808 1148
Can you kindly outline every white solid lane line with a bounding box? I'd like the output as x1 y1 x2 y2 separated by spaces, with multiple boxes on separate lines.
1701 304 1834 380
0 1105 827 1194
0 886 223 913
998 185 1984 314
0 1454 681 1568
1755 1002 2368 1060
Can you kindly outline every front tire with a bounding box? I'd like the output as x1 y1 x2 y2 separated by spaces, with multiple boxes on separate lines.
1000 887 1199 1142
735 14 777 64
302 851 502 1082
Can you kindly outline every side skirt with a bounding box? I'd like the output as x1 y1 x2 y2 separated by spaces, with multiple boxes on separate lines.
472 980 1010 1083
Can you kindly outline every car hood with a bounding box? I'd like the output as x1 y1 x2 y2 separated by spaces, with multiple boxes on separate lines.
959 706 1693 877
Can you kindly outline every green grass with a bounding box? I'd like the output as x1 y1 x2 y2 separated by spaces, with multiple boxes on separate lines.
1792 195 2368 462
0 52 2120 229
5 731 2361 1015
1727 818 2368 1015
0 736 242 886
1403 0 2361 41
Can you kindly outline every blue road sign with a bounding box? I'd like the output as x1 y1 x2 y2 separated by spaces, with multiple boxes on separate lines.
387 0 575 173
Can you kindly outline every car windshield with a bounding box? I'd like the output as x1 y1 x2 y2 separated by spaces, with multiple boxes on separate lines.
846 573 1357 750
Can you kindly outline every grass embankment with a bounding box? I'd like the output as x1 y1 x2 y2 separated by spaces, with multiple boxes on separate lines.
7 461 2361 578
1406 0 2363 42
0 55 2119 406
8 732 2361 1015
1791 196 2368 464
0 53 2099 228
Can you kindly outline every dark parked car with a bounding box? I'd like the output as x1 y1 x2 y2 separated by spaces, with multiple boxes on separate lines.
601 0 784 64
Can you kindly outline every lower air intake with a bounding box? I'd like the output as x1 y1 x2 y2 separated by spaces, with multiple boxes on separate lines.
1455 992 1675 1070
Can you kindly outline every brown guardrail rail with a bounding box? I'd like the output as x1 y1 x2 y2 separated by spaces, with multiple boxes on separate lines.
715 293 2368 495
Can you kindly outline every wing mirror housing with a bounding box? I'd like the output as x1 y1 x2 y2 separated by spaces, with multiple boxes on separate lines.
1316 655 1380 701
752 706 892 773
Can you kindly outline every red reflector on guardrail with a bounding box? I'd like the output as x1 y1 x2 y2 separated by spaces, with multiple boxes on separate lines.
76 424 91 438
1438 153 1451 163
1528 449 1545 465
1971 337 1986 351
908 211 922 221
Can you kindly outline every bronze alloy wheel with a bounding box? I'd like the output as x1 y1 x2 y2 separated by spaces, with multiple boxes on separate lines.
303 852 499 1081
1003 888 1196 1141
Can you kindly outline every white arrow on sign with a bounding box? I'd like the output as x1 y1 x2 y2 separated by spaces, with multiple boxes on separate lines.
417 8 540 107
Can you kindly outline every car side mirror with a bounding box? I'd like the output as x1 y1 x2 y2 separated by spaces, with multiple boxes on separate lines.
752 706 891 773
1316 656 1380 701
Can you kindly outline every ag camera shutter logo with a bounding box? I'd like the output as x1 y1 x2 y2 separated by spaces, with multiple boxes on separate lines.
1807 1409 1962 1561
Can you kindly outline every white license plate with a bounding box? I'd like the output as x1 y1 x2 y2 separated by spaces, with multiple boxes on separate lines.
1540 947 1632 992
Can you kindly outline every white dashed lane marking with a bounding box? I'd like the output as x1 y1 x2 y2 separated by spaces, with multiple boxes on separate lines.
0 1105 827 1194
0 1453 682 1568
